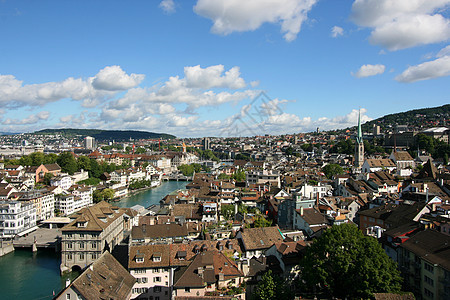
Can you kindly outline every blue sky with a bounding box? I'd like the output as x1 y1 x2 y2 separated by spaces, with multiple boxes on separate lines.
0 0 449 137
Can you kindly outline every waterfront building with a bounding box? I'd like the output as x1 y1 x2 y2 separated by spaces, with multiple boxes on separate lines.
19 189 55 221
60 201 127 273
0 200 37 238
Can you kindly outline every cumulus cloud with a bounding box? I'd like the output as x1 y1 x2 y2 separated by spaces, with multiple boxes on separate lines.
92 65 144 91
351 0 450 50
159 0 176 13
395 54 450 83
0 66 143 108
194 0 318 42
2 111 50 125
437 45 450 57
352 64 386 78
331 26 343 38
184 65 246 89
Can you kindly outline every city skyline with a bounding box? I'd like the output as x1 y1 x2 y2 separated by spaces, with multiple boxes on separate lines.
0 0 449 137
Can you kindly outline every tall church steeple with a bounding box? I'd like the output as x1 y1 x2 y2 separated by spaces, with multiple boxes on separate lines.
355 109 364 169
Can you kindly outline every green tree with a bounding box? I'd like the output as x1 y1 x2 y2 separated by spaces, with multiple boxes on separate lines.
43 173 54 186
77 156 91 172
232 170 246 181
322 163 344 179
218 173 231 180
57 152 78 175
254 269 292 300
102 188 115 201
299 223 402 299
253 216 272 227
221 204 235 220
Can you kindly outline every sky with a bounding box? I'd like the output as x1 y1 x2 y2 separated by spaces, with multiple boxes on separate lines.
0 0 449 138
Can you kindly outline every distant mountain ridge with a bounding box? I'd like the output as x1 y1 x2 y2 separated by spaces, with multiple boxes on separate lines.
33 129 176 140
361 104 450 132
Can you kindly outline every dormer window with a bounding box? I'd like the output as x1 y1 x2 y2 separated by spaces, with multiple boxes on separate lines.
136 252 144 263
77 221 87 228
153 253 161 262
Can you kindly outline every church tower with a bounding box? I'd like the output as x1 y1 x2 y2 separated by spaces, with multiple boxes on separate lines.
355 110 364 169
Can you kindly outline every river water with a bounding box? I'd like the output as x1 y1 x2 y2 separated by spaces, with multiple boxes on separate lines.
0 180 188 300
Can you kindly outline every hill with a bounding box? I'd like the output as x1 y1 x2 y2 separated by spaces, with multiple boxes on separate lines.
362 104 450 132
34 129 176 141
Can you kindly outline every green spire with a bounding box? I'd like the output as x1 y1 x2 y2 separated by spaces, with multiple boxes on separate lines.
357 109 362 144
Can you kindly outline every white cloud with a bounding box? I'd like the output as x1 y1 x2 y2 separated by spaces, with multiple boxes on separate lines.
437 45 450 57
395 55 450 83
92 65 144 91
331 26 343 38
159 0 176 13
0 66 143 108
194 0 318 42
352 64 386 78
2 111 50 125
351 0 450 50
184 65 246 89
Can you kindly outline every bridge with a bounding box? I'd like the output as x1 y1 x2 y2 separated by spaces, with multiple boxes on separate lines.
162 174 193 181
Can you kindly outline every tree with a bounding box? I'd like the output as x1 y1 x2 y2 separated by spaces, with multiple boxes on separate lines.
221 204 235 220
218 173 231 180
57 152 78 175
253 216 272 228
322 163 344 179
232 170 246 181
254 269 292 300
77 156 91 172
299 223 402 299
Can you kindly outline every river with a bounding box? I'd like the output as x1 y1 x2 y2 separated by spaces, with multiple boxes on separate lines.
0 180 189 300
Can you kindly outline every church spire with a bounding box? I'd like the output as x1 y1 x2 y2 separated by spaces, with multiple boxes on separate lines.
356 109 362 144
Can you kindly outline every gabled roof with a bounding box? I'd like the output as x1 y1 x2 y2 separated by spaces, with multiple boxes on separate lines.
400 229 450 271
238 226 284 251
365 159 396 168
68 251 135 300
173 250 243 288
131 223 188 240
391 151 414 162
62 201 126 232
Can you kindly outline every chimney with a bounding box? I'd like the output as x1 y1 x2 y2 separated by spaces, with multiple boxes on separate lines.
316 192 319 207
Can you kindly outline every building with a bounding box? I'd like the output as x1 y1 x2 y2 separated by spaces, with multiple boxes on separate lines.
246 170 281 188
85 136 95 150
202 137 211 150
60 201 127 273
19 189 55 221
172 250 244 298
236 226 284 259
35 163 61 183
361 159 396 173
397 230 450 300
0 200 37 238
355 110 364 169
55 251 135 300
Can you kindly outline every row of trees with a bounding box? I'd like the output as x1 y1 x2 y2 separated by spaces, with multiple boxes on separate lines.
177 163 210 176
6 152 128 178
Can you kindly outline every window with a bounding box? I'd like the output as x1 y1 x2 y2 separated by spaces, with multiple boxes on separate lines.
67 253 72 260
91 242 96 249
79 242 84 249
185 287 190 293
425 262 434 274
79 234 84 238
153 277 161 282
135 269 146 274
154 286 161 292
424 275 434 287
79 253 84 260
153 268 160 273
66 293 71 300
424 288 434 298
67 234 72 238
67 242 72 249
